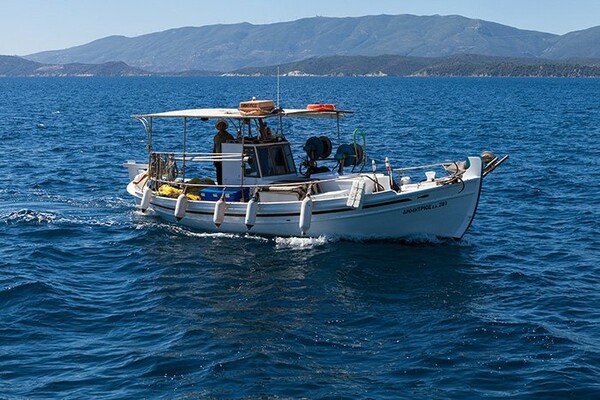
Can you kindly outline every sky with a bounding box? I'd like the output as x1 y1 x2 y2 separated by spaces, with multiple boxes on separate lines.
1 0 599 55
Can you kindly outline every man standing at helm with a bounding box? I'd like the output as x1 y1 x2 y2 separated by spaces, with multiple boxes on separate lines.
213 119 234 185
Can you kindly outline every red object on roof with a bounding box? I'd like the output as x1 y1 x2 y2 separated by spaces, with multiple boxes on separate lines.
306 104 336 111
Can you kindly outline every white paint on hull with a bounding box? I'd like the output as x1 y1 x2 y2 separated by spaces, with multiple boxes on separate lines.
127 157 483 240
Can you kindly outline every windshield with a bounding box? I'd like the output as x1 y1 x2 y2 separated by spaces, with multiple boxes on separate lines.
247 143 296 177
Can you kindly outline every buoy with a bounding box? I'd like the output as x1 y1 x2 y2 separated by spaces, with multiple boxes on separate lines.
174 193 188 221
244 197 258 230
140 186 153 212
299 195 313 235
213 197 226 227
307 104 336 111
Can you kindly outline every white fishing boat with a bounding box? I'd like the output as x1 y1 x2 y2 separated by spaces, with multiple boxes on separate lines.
125 100 507 240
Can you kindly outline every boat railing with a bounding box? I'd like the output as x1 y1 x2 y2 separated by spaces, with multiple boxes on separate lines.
394 161 458 174
146 168 362 197
147 151 243 182
150 151 243 162
392 161 469 188
144 151 472 200
148 150 362 187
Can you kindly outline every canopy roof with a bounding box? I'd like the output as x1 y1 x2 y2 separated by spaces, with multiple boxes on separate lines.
132 108 352 120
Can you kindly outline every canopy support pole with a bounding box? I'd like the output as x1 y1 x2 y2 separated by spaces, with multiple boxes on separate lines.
183 117 187 180
336 113 341 146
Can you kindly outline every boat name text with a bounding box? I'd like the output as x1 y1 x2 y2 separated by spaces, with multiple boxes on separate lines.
403 201 448 215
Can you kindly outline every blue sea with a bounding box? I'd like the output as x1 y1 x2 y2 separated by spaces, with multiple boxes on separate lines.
1 76 599 399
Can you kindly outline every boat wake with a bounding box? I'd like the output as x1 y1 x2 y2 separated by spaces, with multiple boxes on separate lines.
163 224 271 242
2 208 123 228
2 209 62 224
274 235 332 250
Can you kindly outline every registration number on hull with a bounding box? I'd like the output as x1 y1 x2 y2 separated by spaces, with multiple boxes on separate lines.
402 201 448 215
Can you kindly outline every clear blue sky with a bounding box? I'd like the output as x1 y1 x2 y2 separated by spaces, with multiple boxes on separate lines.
1 0 599 55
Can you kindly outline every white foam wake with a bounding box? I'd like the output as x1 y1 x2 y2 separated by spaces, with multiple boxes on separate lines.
274 235 331 250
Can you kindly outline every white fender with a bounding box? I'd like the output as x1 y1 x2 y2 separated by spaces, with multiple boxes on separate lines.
174 193 188 221
140 186 153 212
299 196 313 235
213 197 226 227
244 197 258 230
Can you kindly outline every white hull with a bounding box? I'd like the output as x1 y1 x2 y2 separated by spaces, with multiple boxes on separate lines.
127 157 483 240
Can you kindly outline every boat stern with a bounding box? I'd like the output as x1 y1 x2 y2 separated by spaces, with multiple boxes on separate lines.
124 160 148 205
123 160 149 181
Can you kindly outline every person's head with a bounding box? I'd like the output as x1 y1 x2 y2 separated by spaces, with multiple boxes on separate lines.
215 119 228 131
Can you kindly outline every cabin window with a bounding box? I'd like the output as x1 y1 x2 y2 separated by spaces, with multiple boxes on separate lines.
256 148 271 175
271 146 287 174
283 145 296 174
243 147 260 177
252 143 296 177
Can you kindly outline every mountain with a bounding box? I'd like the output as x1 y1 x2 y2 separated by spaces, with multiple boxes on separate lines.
542 26 600 59
25 14 598 73
0 55 41 76
232 54 600 78
0 55 150 77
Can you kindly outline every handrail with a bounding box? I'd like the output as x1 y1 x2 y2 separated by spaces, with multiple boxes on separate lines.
150 171 366 191
393 162 453 173
146 151 466 194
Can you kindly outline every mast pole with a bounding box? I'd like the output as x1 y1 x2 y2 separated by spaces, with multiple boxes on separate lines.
277 65 284 137
183 117 187 180
277 65 280 108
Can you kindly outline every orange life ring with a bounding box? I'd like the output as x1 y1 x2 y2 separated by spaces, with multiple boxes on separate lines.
307 104 336 111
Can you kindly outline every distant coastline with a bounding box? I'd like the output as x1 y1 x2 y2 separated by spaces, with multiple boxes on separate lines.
228 54 600 78
1 54 599 78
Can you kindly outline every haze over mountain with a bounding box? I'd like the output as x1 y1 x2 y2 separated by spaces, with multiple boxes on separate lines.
0 55 148 77
542 26 600 59
25 14 600 73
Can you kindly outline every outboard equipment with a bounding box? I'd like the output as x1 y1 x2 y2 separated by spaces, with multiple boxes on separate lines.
302 136 333 176
334 143 364 168
303 136 332 161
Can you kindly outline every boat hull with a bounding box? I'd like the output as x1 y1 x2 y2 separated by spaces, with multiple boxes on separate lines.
127 157 483 240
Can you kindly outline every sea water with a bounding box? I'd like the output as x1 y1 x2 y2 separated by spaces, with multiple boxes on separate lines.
0 76 599 399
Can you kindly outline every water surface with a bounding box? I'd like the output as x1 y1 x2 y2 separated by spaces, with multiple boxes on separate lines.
0 77 599 399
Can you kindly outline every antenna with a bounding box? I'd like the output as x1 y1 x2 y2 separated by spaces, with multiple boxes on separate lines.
277 65 280 108
276 65 283 137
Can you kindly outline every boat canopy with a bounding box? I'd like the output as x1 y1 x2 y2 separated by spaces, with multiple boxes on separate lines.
132 108 352 120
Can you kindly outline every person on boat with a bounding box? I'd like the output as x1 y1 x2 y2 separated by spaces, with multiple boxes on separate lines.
258 119 273 141
213 119 234 184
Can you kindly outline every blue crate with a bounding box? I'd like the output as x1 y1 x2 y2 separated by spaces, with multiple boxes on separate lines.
200 187 250 202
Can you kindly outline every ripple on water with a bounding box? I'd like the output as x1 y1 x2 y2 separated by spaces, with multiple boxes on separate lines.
1 77 600 398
